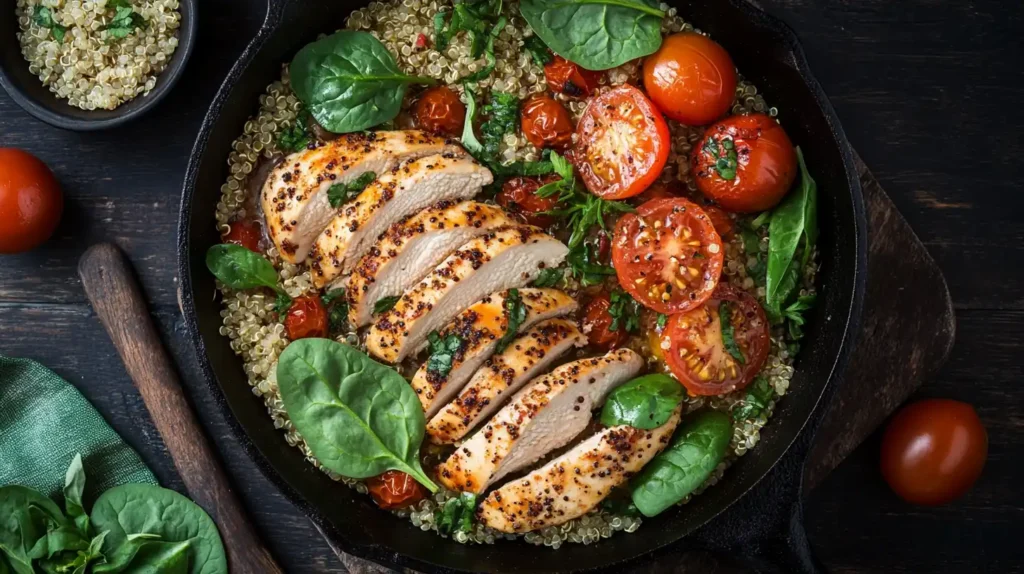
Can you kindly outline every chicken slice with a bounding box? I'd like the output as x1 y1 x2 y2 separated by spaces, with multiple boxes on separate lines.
427 319 586 444
411 290 578 418
478 406 682 533
262 130 457 263
309 154 493 286
437 349 644 494
366 227 568 363
344 201 515 325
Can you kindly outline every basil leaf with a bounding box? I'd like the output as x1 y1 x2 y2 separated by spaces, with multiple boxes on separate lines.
62 455 88 535
290 31 435 134
436 492 477 535
495 288 527 353
732 376 773 421
718 301 745 364
600 374 683 430
531 267 564 288
567 241 615 287
0 486 70 571
373 295 400 315
276 339 438 490
630 410 732 517
523 35 553 66
89 484 226 574
327 171 377 208
766 147 816 307
205 244 279 291
519 0 665 71
426 331 463 378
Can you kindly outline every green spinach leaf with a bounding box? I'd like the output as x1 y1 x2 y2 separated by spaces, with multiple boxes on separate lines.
327 171 377 208
62 455 89 535
732 376 773 422
765 147 816 307
519 0 664 71
495 288 527 353
436 492 477 535
205 244 278 291
426 331 463 378
276 339 438 491
600 374 683 430
630 410 732 517
373 296 400 315
0 486 70 573
290 31 435 134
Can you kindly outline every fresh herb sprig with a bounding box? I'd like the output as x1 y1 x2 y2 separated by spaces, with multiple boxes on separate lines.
608 290 641 334
327 171 377 208
436 492 477 535
206 244 293 315
277 109 312 153
537 152 634 248
531 267 564 288
718 301 745 364
426 331 463 378
461 85 555 184
495 288 527 353
322 288 349 333
32 6 67 42
435 0 506 82
103 0 147 39
732 376 774 421
373 296 401 315
566 241 615 287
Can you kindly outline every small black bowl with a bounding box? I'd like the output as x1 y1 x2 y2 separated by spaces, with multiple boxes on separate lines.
0 0 196 131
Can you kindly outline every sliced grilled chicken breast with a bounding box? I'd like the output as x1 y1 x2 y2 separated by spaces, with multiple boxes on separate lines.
366 227 568 363
478 406 682 533
345 201 514 325
427 319 586 444
437 349 644 494
309 154 493 286
411 289 577 417
262 130 456 263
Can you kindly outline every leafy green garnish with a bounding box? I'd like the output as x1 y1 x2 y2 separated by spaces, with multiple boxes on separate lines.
426 331 463 378
461 86 557 183
436 492 477 535
495 288 527 353
373 296 400 315
523 35 553 66
538 152 634 248
781 294 816 340
322 288 349 333
608 290 640 334
531 267 564 288
290 31 435 134
765 147 817 310
656 313 668 329
102 0 147 40
33 6 67 42
600 374 683 429
327 171 377 208
703 136 739 180
566 241 615 287
434 0 506 82
480 91 519 161
277 109 311 153
274 292 293 316
732 376 774 421
205 244 293 314
718 301 745 364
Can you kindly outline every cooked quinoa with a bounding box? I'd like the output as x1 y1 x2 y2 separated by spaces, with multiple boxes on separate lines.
14 0 181 110
213 0 816 548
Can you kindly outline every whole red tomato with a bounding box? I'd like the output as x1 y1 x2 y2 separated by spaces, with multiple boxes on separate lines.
366 470 427 510
544 55 602 98
0 148 63 254
285 296 329 340
414 86 466 136
521 95 574 151
880 399 988 506
643 32 737 126
223 219 262 252
495 175 560 227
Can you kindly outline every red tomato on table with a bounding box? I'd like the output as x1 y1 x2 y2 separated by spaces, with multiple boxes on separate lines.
495 175 560 228
0 148 63 254
414 86 466 136
521 95 574 151
285 296 329 340
643 32 738 126
612 197 724 314
544 55 602 98
367 470 427 510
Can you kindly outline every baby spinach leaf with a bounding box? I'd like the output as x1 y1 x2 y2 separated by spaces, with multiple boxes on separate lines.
327 171 377 208
62 455 88 535
426 331 463 378
90 484 226 574
718 302 745 365
0 486 71 573
436 493 477 535
600 374 684 430
630 410 732 517
732 376 773 422
519 0 665 71
373 296 400 315
495 289 527 353
95 539 191 574
276 339 438 491
766 147 816 307
205 244 278 291
290 31 435 134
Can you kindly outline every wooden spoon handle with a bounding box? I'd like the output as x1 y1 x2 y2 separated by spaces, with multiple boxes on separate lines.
78 243 283 574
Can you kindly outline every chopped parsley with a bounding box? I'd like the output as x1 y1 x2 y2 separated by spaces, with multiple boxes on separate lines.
434 0 505 81
436 492 477 535
656 313 668 329
327 171 377 208
732 376 774 421
608 290 640 334
103 0 147 39
782 294 816 341
531 267 564 288
277 109 311 153
566 241 615 288
703 136 739 180
33 6 67 42
538 152 634 248
274 292 292 316
495 288 527 353
373 296 400 315
719 301 745 364
321 288 348 333
461 85 554 181
426 331 463 378
523 35 553 66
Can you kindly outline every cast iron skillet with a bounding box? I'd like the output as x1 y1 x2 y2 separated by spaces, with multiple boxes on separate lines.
178 1 867 571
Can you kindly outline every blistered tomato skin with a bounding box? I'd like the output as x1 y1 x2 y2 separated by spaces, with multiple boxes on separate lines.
367 470 427 510
580 293 629 351
643 32 738 126
521 95 574 151
544 55 602 98
414 86 467 136
223 219 263 252
495 175 561 227
692 114 797 213
285 296 329 340
0 148 63 254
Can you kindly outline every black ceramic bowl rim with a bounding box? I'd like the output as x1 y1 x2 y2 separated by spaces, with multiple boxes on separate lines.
0 0 196 131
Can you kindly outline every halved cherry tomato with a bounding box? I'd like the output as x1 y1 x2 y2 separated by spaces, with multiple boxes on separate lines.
702 204 735 238
612 197 724 314
0 148 63 254
521 95 574 151
692 114 797 213
366 470 427 510
285 296 329 340
544 55 602 98
643 32 737 126
414 86 466 136
880 399 988 506
580 293 629 351
663 283 769 396
575 85 670 199
495 175 560 227
223 219 262 252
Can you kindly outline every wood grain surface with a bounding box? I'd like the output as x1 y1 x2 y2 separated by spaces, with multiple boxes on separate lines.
1 0 1023 572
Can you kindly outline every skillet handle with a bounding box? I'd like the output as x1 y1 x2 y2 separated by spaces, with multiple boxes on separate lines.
262 0 290 31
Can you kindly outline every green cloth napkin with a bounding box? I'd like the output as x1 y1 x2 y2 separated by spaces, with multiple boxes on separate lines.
0 356 156 499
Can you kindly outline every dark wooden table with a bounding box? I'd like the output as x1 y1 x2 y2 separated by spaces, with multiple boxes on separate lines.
2 0 1023 572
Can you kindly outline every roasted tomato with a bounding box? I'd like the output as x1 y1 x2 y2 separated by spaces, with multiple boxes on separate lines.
702 204 735 238
662 283 769 396
414 86 466 136
544 55 602 98
580 293 629 351
366 470 427 510
285 296 329 340
643 32 737 126
521 95 574 150
223 219 262 252
496 175 560 227
692 114 797 213
575 85 670 199
612 197 724 314
881 399 988 506
0 148 63 254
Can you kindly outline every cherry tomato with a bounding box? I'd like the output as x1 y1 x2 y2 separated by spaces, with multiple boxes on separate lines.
366 470 427 510
521 95 574 151
414 86 466 136
880 399 988 506
692 114 797 213
0 148 63 254
662 283 769 396
643 32 737 126
223 219 262 252
702 204 735 238
632 181 683 205
580 293 629 351
544 55 602 98
575 85 670 199
612 197 724 314
495 175 560 227
284 296 329 340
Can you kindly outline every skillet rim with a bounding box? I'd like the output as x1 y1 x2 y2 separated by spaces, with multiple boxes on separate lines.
176 1 867 571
